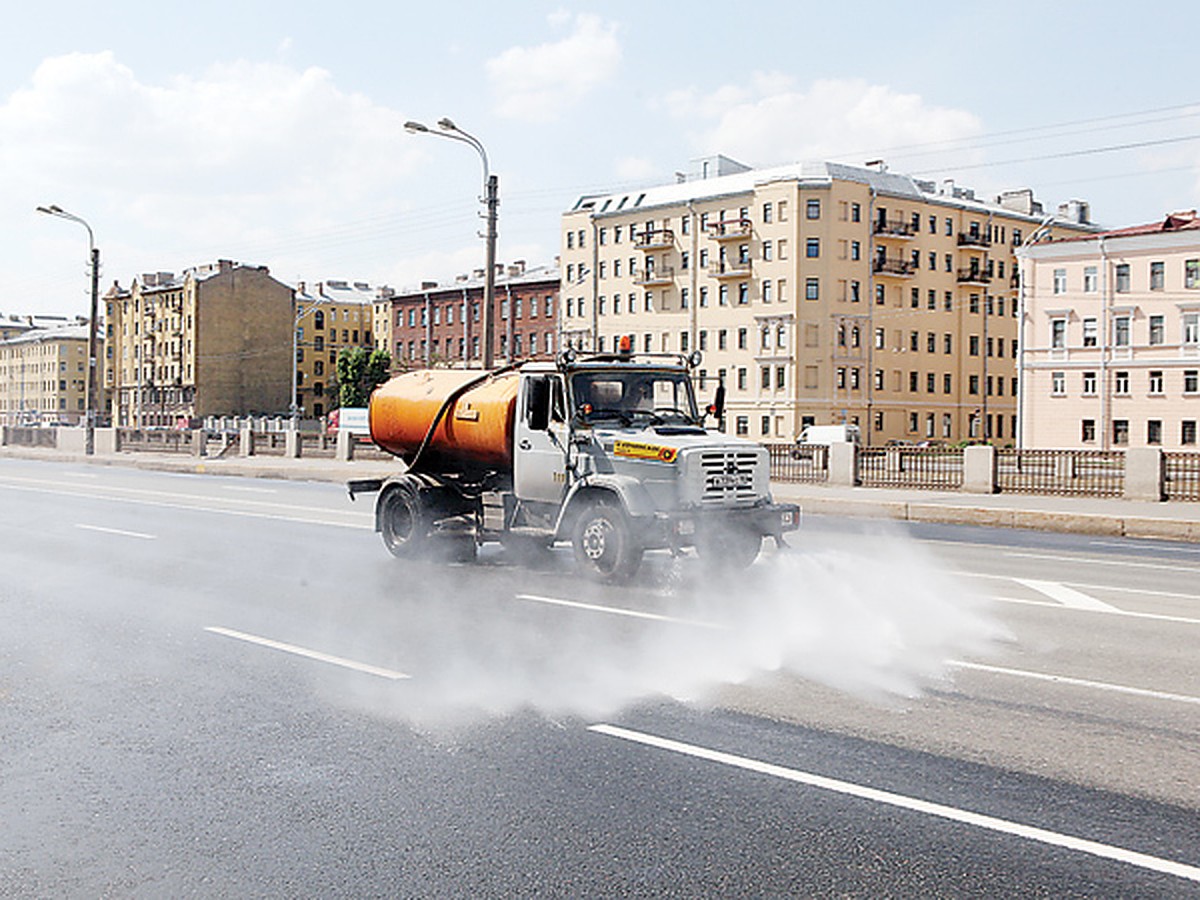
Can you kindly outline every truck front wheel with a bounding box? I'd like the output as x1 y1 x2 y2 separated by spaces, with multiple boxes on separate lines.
696 523 762 571
572 501 643 583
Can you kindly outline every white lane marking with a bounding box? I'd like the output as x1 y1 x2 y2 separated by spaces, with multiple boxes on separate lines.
204 627 409 680
1014 579 1119 612
62 471 98 479
959 570 1200 602
589 724 1200 885
515 594 723 630
950 660 1200 706
76 523 156 540
0 477 370 530
1003 551 1198 573
993 595 1200 626
1088 540 1200 555
221 485 279 494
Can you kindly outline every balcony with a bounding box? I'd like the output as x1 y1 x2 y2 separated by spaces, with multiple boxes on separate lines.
873 219 917 239
708 260 752 279
633 264 675 287
956 267 992 285
635 228 675 251
707 218 752 241
872 257 914 278
957 231 991 248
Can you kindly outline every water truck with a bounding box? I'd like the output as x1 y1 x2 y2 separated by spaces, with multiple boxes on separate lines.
348 342 799 582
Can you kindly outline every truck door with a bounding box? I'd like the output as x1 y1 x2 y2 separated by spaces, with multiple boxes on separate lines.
514 373 568 503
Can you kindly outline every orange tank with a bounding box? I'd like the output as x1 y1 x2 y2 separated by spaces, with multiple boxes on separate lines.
369 369 519 471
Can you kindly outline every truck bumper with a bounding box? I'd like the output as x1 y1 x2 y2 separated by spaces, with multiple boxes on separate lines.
646 501 801 549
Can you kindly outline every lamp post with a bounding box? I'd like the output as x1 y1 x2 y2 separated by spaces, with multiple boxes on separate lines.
37 204 100 454
405 117 498 369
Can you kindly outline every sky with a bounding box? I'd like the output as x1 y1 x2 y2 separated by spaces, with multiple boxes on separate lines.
3 0 1199 318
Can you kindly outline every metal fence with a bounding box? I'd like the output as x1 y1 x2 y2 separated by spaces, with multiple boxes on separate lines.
117 428 197 454
859 447 964 489
996 449 1124 497
1164 452 1200 502
3 426 57 448
766 443 829 483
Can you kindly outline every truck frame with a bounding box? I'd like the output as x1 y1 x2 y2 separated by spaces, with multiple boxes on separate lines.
348 346 799 582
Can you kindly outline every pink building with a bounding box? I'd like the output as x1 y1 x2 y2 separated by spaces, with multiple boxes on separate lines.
1020 211 1200 449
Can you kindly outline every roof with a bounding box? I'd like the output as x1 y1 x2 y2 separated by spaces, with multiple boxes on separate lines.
0 323 89 346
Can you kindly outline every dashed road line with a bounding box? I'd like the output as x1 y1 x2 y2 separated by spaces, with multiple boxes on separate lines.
515 594 722 629
204 626 409 680
76 523 156 540
589 724 1200 884
950 660 1200 706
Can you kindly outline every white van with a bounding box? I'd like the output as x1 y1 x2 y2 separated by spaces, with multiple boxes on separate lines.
797 424 861 445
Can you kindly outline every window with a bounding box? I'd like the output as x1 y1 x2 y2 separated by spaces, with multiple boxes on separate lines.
776 366 786 390
877 328 887 350
1082 317 1098 347
762 203 772 224
1187 370 1199 394
1148 419 1163 445
1114 316 1130 347
1052 372 1065 395
1082 419 1096 443
1115 264 1130 293
908 371 918 392
737 368 747 390
850 281 861 303
1185 313 1200 345
1149 315 1165 345
761 366 771 389
762 281 772 303
1187 259 1200 289
1083 371 1097 394
1115 370 1130 394
738 327 747 350
970 335 980 356
944 334 952 354
719 284 729 306
1083 266 1098 292
762 241 773 261
805 238 820 258
1151 261 1165 290
1053 269 1066 294
806 199 821 219
850 241 861 261
735 416 749 436
1149 370 1164 394
926 372 936 394
943 373 952 394
851 203 861 223
1183 421 1197 445
1113 419 1129 445
927 332 936 354
805 278 819 301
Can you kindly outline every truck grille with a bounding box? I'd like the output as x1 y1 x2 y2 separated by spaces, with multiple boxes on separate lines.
698 450 760 506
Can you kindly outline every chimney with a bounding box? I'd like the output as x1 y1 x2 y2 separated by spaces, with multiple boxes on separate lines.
296 281 306 294
421 281 438 290
218 259 233 274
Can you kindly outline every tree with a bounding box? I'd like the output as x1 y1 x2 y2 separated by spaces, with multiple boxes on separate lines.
334 347 392 408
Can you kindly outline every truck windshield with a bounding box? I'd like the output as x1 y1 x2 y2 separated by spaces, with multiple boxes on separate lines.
570 370 698 426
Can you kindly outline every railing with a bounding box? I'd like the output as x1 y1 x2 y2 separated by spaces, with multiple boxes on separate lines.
873 219 917 238
956 267 991 284
957 232 991 248
117 428 196 454
859 446 964 489
2 426 57 448
996 449 1124 497
634 229 674 250
299 432 339 459
872 258 914 277
251 431 289 456
767 443 829 483
633 265 675 286
707 219 752 240
1164 452 1200 501
707 261 752 279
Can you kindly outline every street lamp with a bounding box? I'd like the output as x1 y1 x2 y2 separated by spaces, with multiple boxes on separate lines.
37 204 100 455
405 117 499 369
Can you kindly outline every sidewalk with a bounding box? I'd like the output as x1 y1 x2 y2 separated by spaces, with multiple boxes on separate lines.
4 445 1200 542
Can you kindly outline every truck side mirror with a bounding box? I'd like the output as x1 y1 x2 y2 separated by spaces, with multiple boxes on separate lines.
707 384 726 421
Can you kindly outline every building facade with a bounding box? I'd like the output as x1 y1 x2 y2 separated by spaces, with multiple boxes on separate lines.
0 322 95 425
1020 211 1200 450
292 280 384 419
386 261 558 369
561 158 1095 445
104 260 293 426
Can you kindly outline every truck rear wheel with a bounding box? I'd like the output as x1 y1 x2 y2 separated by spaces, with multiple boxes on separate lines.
378 482 429 559
572 501 643 583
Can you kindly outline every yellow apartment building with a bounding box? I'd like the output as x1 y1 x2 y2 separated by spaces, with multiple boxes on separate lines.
1020 211 1200 449
0 322 96 425
104 260 293 426
561 157 1095 445
292 280 382 419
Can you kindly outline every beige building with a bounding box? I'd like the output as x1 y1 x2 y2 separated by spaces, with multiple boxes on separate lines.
292 280 384 419
0 322 95 425
561 158 1094 445
105 260 293 426
1020 211 1200 450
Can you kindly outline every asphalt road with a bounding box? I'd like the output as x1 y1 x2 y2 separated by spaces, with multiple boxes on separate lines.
0 458 1197 897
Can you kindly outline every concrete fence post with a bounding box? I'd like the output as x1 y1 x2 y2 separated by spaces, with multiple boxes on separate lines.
239 425 254 457
285 429 301 459
827 441 858 486
95 427 118 454
1124 447 1164 501
192 429 207 458
57 427 86 454
336 428 354 462
963 445 997 494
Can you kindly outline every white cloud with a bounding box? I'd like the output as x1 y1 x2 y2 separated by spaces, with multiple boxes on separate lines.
486 13 621 122
663 74 983 170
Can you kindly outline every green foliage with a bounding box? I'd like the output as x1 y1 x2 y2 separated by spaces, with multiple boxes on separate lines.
334 347 392 408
